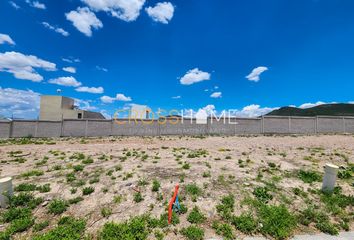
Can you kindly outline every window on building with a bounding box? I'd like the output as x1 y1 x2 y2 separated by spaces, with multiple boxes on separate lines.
78 113 82 119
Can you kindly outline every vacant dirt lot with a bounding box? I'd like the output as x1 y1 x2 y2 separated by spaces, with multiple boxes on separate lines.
0 135 353 239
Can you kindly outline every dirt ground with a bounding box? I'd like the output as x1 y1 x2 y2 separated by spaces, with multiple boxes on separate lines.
0 135 353 239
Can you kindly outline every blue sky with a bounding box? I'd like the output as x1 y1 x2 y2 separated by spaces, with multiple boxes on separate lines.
1 0 354 119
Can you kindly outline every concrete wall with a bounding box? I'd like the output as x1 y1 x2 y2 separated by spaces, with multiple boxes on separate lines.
264 117 290 134
1 116 354 138
290 117 315 134
36 121 62 138
11 121 37 138
0 121 11 138
317 117 345 133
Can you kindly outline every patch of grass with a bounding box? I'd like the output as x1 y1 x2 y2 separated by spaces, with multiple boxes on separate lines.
320 188 353 215
231 213 257 234
73 164 84 172
187 206 206 224
134 192 144 203
36 184 51 193
66 173 76 183
258 204 297 240
182 162 191 170
185 184 202 197
298 170 322 184
99 216 148 240
9 193 43 209
32 217 86 240
68 197 84 205
181 225 204 240
82 186 95 195
1 207 32 223
212 221 234 240
216 194 234 220
20 170 44 178
101 207 112 218
15 183 37 192
253 186 273 203
48 199 68 215
152 179 161 192
33 220 49 232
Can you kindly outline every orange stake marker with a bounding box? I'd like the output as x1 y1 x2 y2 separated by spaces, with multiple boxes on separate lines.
168 184 179 224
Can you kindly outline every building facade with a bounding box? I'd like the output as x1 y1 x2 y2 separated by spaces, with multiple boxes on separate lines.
39 95 105 121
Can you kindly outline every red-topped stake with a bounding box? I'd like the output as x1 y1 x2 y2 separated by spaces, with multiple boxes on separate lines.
168 184 179 224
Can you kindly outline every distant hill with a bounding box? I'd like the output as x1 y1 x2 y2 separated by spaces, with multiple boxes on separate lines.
266 103 354 116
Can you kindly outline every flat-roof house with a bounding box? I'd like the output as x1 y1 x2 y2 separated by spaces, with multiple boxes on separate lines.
39 95 105 121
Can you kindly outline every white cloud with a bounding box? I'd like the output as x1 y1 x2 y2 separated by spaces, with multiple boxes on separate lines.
101 93 132 103
234 104 277 117
82 0 146 22
48 77 82 87
62 66 76 73
210 92 222 98
180 68 211 85
100 95 116 103
145 2 174 24
26 0 46 10
0 33 15 45
66 7 103 37
0 51 56 82
74 98 97 111
62 57 80 63
246 66 268 82
172 95 181 99
0 87 40 119
96 65 108 72
9 1 20 9
298 101 325 109
116 93 132 101
42 22 69 37
75 86 104 94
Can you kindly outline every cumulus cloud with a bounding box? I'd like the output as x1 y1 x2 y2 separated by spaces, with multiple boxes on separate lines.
101 93 132 103
82 0 146 22
48 77 82 87
0 33 15 45
75 86 104 94
66 7 103 37
0 51 56 82
180 68 211 85
62 66 76 73
9 1 20 9
298 101 325 109
145 2 174 24
246 66 268 82
26 0 46 9
0 87 40 119
42 22 69 37
233 104 277 117
210 92 222 98
74 98 97 111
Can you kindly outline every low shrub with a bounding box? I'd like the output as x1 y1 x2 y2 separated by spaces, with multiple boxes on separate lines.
187 206 206 224
48 199 68 215
298 170 322 184
82 187 95 196
231 213 257 234
212 221 234 240
258 204 297 240
181 225 204 240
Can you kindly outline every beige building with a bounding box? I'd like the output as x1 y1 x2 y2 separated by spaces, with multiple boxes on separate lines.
39 95 105 121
